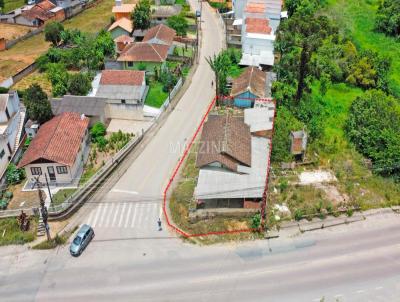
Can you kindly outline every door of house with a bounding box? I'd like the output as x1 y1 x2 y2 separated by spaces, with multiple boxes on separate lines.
47 167 56 182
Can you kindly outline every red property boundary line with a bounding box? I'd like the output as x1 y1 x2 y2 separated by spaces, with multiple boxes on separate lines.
162 96 277 238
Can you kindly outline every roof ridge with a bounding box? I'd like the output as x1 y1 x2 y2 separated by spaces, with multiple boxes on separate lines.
150 43 163 61
41 114 63 161
222 114 230 154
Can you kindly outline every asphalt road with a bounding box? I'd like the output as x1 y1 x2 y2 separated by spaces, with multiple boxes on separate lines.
1 211 400 301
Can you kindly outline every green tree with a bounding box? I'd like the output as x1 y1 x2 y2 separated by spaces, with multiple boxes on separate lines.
0 0 4 12
24 84 53 123
90 122 106 142
275 14 337 103
67 73 92 96
206 51 230 98
44 22 64 46
46 63 69 97
285 0 320 17
131 0 151 30
375 0 400 37
167 14 189 36
271 107 304 162
345 90 400 178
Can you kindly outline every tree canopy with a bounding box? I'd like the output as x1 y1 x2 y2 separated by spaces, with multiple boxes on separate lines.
167 14 189 37
375 0 400 38
24 84 53 124
345 90 400 178
132 0 151 30
44 22 64 46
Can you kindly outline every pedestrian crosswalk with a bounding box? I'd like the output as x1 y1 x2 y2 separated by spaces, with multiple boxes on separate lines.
85 202 160 230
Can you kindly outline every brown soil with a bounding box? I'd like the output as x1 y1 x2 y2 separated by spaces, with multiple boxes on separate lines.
0 23 32 41
7 183 44 209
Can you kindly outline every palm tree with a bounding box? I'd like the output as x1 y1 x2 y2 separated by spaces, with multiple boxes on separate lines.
206 51 230 103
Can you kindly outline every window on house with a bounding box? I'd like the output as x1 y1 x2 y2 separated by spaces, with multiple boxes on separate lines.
121 99 126 104
5 108 10 120
30 167 42 175
0 150 5 159
128 62 133 67
56 166 68 174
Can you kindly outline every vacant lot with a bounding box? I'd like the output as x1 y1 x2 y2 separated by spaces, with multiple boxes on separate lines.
4 0 25 13
0 0 133 83
0 23 32 40
12 70 52 94
322 0 400 97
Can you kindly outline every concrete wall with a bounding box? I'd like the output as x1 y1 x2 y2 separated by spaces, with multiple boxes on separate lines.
123 61 163 72
105 103 144 120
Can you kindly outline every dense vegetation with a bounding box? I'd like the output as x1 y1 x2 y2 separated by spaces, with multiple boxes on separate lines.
132 0 151 30
273 0 399 179
375 0 400 38
23 84 53 123
36 25 115 96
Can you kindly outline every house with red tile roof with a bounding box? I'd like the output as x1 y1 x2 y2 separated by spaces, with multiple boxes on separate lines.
95 70 147 104
116 24 175 71
18 112 90 185
12 0 65 27
108 17 133 39
112 0 137 20
142 24 176 45
117 41 171 71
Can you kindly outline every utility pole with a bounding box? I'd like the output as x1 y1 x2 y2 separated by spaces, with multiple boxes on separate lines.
34 177 51 241
44 173 53 205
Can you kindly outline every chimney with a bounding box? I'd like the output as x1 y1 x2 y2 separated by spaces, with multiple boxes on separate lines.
115 0 122 6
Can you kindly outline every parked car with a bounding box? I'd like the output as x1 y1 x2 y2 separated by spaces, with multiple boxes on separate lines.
70 224 94 256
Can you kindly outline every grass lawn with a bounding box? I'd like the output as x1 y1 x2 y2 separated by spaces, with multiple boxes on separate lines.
3 0 25 13
12 70 52 95
174 46 194 58
321 0 400 97
0 217 37 246
145 81 168 108
52 188 77 206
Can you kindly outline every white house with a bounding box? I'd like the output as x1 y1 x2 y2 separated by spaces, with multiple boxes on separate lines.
18 112 90 185
0 91 24 179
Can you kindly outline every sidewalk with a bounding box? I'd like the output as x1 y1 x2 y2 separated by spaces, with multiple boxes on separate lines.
266 207 399 239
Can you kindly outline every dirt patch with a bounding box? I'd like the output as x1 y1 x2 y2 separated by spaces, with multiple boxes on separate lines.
315 183 349 205
0 23 32 41
7 183 44 210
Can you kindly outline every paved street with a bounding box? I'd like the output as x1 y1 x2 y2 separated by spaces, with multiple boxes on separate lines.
1 211 400 301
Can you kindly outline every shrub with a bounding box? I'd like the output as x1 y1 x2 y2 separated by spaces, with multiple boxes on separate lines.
6 164 25 185
90 122 106 142
251 213 261 229
294 208 304 221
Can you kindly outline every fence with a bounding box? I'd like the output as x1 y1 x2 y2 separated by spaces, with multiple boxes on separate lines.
160 77 183 112
46 132 144 219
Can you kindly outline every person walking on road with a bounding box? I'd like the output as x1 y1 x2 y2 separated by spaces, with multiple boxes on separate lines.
158 218 162 231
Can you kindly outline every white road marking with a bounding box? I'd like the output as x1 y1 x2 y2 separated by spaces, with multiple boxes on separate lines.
103 203 114 227
111 203 120 227
111 189 138 195
334 294 343 298
159 203 163 218
375 286 383 290
125 203 133 228
91 204 103 227
131 204 138 228
356 290 365 294
118 202 127 228
98 203 109 227
137 204 144 226
86 208 95 225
